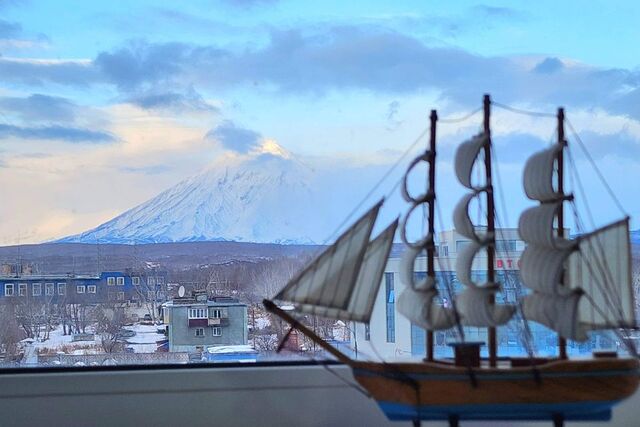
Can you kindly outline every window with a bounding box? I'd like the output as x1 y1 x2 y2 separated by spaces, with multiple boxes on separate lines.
147 291 155 300
385 272 395 343
189 308 207 319
441 245 449 256
45 283 54 296
5 284 14 296
411 323 426 357
88 285 96 294
117 291 125 300
77 285 85 294
495 239 517 253
364 323 370 341
195 327 205 337
148 276 156 286
132 276 140 286
211 309 221 318
212 327 222 336
18 283 27 296
57 283 66 295
107 277 115 286
108 292 115 300
116 277 124 286
156 276 164 285
32 283 42 296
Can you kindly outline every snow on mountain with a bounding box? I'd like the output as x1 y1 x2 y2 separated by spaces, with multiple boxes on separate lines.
58 148 338 245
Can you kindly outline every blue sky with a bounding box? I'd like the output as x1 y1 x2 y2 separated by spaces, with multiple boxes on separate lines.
0 0 639 243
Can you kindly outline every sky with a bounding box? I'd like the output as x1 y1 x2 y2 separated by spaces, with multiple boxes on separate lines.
0 0 639 244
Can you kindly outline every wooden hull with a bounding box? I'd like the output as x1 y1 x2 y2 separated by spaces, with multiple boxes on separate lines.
351 357 640 422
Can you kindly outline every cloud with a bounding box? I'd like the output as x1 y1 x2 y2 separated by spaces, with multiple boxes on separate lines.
119 165 171 175
0 94 78 122
94 41 196 90
220 0 278 7
0 124 116 143
568 129 640 159
0 0 24 9
533 57 564 74
472 5 524 20
127 88 217 112
385 100 402 131
2 25 640 122
0 57 98 86
206 120 261 153
0 19 21 39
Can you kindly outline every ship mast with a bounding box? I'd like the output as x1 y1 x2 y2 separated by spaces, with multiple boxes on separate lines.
426 110 437 362
557 107 567 360
483 94 497 368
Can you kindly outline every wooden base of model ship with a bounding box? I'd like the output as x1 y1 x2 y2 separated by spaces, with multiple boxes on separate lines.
351 357 639 423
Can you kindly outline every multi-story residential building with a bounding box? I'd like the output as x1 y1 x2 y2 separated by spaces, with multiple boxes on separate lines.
350 228 609 361
0 267 168 305
163 292 248 353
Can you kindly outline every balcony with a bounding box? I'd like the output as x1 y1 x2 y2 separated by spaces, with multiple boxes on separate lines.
188 318 208 327
208 318 229 326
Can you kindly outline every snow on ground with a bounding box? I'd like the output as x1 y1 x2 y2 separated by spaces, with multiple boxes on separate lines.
29 326 102 356
254 315 270 330
124 324 166 353
207 345 256 354
24 323 166 357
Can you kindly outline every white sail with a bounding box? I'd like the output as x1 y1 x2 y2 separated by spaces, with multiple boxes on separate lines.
518 203 574 249
397 245 456 330
568 218 635 330
453 133 515 327
275 200 397 322
523 144 564 202
519 143 635 342
346 219 399 322
397 148 456 332
520 245 574 294
400 245 436 292
397 288 456 330
453 193 491 243
458 287 516 327
522 290 587 341
454 134 488 190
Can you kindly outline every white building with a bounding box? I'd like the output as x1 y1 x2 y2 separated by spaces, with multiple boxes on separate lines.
351 227 527 361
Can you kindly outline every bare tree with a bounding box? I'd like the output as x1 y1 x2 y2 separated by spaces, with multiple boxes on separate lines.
95 304 127 353
65 303 91 334
252 332 278 351
14 297 44 340
0 305 23 358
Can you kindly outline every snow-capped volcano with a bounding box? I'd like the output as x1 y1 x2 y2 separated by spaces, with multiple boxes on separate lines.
59 147 335 244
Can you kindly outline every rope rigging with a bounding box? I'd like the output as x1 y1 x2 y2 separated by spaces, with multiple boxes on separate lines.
487 99 636 357
323 106 484 245
491 146 538 362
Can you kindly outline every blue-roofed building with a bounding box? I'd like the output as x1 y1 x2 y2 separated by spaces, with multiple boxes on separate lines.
0 265 168 306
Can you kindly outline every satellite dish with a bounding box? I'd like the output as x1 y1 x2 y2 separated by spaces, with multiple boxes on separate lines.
178 286 185 298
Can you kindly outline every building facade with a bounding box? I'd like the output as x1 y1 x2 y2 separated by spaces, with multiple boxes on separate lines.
163 293 248 353
0 267 168 305
351 228 614 361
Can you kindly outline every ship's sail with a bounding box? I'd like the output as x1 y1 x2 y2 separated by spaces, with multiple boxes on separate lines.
274 200 398 323
452 134 516 326
519 144 635 341
397 149 456 331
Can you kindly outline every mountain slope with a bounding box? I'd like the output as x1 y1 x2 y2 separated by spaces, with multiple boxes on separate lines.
59 152 334 244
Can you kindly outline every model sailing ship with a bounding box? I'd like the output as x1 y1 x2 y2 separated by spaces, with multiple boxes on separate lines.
263 95 639 427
